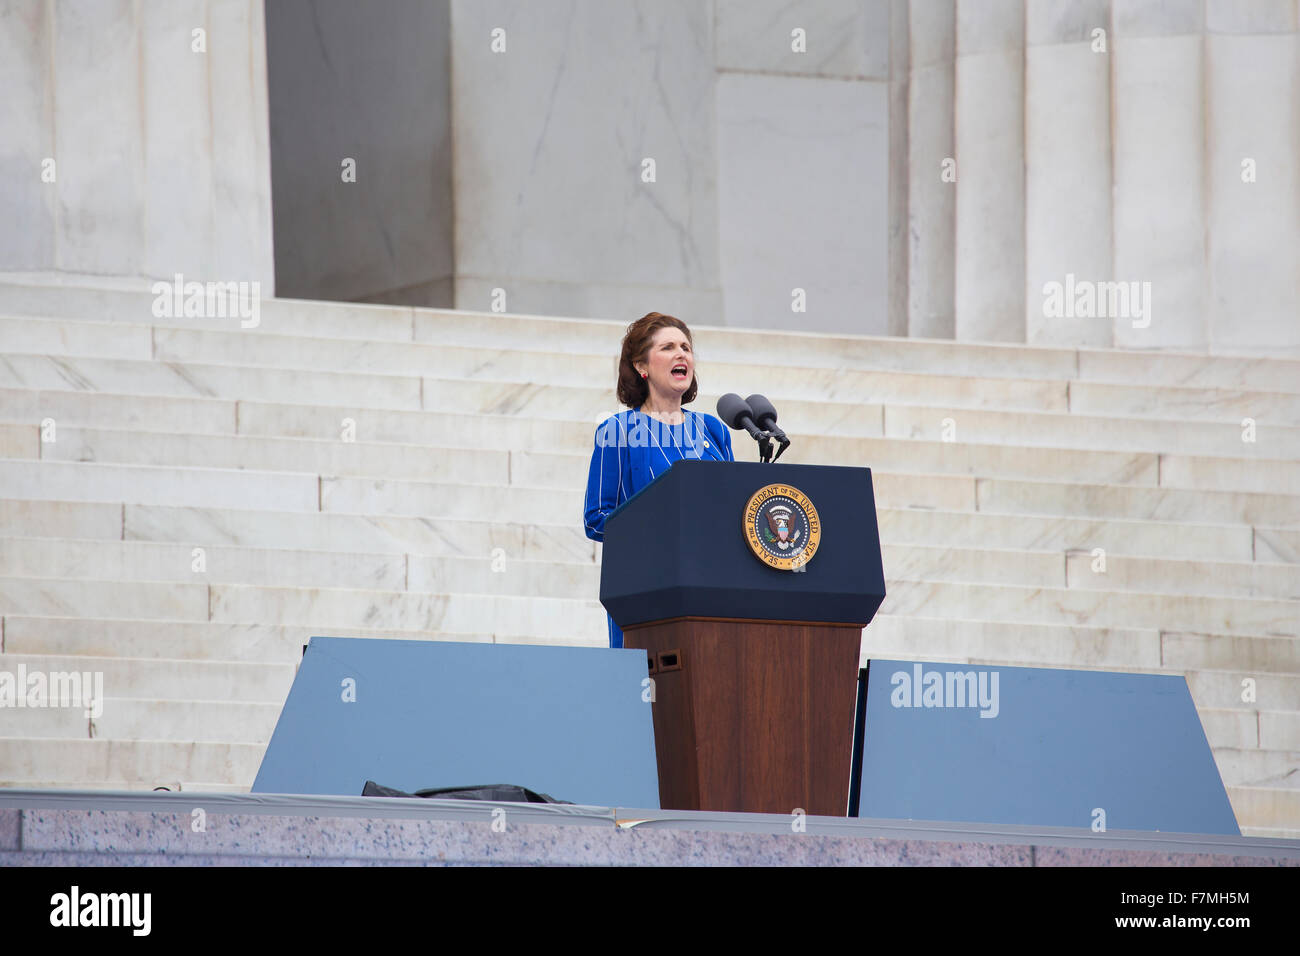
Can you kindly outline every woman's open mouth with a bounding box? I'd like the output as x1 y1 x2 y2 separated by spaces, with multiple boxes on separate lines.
671 364 688 380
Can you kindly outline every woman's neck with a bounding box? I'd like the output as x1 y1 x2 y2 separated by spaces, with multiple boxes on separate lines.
640 394 684 424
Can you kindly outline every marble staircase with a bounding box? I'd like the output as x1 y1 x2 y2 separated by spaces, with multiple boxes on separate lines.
0 273 1296 836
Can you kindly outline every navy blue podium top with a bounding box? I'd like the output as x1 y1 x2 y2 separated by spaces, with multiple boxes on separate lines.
583 408 735 647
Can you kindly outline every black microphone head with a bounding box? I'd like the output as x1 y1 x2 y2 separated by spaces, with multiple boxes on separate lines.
745 394 778 428
716 393 754 429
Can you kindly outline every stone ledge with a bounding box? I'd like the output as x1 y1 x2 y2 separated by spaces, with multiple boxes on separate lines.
0 792 1295 866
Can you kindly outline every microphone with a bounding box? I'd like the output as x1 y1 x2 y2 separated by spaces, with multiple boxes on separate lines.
716 393 774 462
745 394 791 461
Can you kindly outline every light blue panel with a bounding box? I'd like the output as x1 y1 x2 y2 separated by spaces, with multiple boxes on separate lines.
858 660 1239 835
253 637 659 808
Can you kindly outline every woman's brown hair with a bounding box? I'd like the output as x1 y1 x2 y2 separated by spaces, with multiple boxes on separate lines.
616 312 698 408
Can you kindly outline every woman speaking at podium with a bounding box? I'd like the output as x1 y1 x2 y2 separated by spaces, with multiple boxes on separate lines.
583 312 735 648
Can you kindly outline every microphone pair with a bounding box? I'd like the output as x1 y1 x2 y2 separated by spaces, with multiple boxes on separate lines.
716 393 791 462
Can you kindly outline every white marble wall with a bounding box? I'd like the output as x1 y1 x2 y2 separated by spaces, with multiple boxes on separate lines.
715 73 888 335
449 0 720 323
0 0 273 287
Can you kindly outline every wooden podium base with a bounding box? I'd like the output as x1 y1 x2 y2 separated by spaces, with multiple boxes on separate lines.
623 617 862 816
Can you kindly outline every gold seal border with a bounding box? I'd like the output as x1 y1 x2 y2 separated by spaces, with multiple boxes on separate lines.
742 483 822 571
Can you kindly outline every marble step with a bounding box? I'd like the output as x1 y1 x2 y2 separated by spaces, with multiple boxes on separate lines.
154 329 1300 434
862 615 1161 669
0 538 408 591
312 471 976 520
1162 631 1300 676
0 353 422 409
883 404 1300 460
6 389 1300 497
1 498 1270 568
1257 527 1300 563
4 319 1079 415
0 386 235 435
10 410 1300 506
0 315 152 361
886 508 1265 563
0 780 259 793
0 698 282 743
1198 710 1263 751
1212 748 1300 791
0 540 1074 596
0 653 294 703
8 533 1296 607
1230 787 1300 834
518 442 1297 498
0 423 36 458
234 397 1300 472
0 500 123 540
6 346 1296 473
4 277 1298 391
1184 669 1300 712
1069 380 1300 425
6 320 1061 414
0 277 416 341
0 460 319 511
203 584 607 640
1075 349 1300 397
36 426 512 487
5 612 1297 678
562 442 1300 498
0 499 600 563
420 372 1069 418
1 616 496 664
1062 552 1300 601
0 737 266 787
6 695 1293 756
8 372 1295 470
0 577 208 621
1260 712 1300 752
879 579 1298 638
974 477 1300 528
21 318 1288 456
6 571 1285 643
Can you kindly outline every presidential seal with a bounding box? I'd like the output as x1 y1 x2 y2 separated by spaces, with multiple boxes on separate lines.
742 483 821 571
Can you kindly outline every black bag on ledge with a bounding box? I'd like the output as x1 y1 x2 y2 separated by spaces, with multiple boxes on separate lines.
362 780 572 804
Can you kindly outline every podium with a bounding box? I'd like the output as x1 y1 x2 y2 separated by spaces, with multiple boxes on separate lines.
601 460 886 815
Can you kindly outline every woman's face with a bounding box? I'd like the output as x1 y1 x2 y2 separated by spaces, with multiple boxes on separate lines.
637 326 694 400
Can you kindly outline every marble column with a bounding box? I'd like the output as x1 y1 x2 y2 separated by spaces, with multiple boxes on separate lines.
1111 0 1208 350
1204 1 1300 356
1024 0 1113 347
907 0 956 339
953 0 1024 342
0 0 274 287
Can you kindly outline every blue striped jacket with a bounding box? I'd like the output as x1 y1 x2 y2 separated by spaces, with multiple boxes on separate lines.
582 408 736 647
